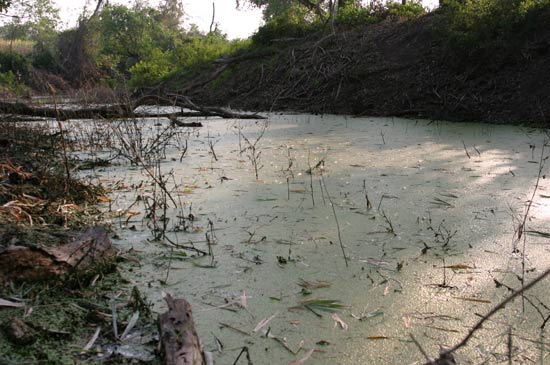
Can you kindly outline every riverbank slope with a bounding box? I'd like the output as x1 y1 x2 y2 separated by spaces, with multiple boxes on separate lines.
174 7 550 126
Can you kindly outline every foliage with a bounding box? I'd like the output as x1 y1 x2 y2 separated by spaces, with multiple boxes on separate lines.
129 48 175 89
0 51 29 75
334 2 385 26
437 0 550 49
90 4 181 76
387 1 425 19
0 20 31 42
175 32 249 68
0 0 9 11
252 4 322 45
0 70 27 94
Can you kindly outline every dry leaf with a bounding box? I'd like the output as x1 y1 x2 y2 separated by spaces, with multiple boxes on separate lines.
254 313 277 332
332 313 349 331
403 314 411 329
96 196 112 203
445 264 474 270
453 296 491 304
289 348 314 365
0 298 24 308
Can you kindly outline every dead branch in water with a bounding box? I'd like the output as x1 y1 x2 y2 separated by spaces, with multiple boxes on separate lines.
426 267 550 364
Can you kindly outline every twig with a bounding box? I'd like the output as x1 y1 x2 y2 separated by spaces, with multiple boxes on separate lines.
410 333 435 365
438 267 550 360
518 142 547 311
462 140 471 159
232 346 252 365
320 175 348 267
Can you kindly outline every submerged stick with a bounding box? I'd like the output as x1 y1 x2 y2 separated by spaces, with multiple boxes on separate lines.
437 267 550 360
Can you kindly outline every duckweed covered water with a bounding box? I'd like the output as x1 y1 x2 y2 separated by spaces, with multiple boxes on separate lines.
74 113 550 364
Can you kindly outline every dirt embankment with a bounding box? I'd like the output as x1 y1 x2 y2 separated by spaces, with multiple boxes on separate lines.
183 10 550 126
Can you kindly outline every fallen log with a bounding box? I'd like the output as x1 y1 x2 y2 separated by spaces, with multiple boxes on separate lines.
0 95 267 121
0 226 115 282
0 101 132 121
159 294 204 365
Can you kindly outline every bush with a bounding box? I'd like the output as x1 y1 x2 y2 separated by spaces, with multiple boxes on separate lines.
387 1 426 19
437 0 550 49
129 48 174 89
31 47 59 71
175 33 250 69
252 6 322 45
335 4 382 26
0 70 28 95
0 51 30 76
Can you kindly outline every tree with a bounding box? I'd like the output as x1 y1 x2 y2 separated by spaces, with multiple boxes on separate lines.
0 0 10 12
237 0 362 20
1 0 59 48
158 0 185 32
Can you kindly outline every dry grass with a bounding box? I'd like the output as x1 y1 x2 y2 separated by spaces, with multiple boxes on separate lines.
0 38 34 55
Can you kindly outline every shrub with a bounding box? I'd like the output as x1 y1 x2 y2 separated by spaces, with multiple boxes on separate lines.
31 47 59 71
0 70 28 95
129 48 174 89
437 0 550 49
0 51 30 76
252 6 322 45
387 1 426 19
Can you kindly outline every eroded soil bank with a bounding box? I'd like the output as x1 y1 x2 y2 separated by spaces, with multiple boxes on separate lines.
71 112 550 364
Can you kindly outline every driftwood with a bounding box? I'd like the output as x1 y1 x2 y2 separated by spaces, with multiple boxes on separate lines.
168 115 203 128
159 293 204 365
0 226 115 282
0 95 266 121
0 101 133 121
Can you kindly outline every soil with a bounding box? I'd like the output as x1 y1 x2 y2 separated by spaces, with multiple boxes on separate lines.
181 9 550 126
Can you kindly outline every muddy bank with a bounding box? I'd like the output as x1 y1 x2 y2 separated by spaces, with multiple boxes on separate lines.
178 10 550 126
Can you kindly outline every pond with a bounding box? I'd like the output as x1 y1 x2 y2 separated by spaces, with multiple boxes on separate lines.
71 112 550 364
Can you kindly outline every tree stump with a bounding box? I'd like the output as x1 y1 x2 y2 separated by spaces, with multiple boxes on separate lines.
159 294 204 365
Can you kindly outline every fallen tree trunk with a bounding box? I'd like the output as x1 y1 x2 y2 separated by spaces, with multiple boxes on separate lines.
159 293 204 365
0 95 267 121
0 101 133 121
0 226 115 282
